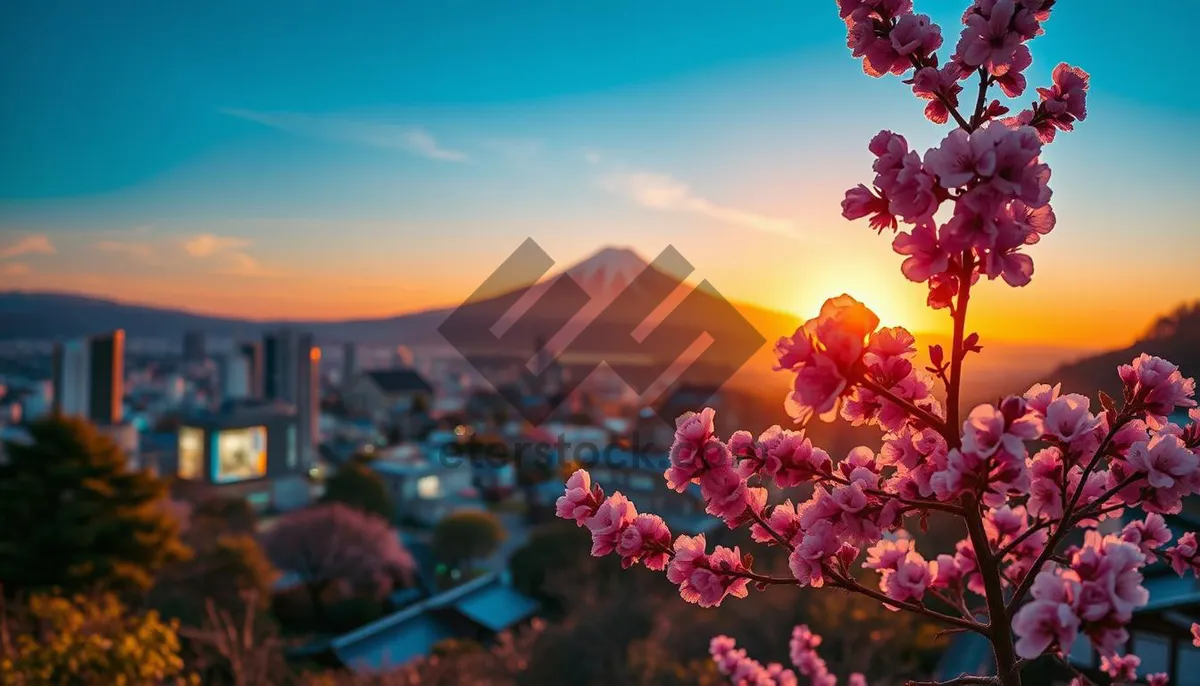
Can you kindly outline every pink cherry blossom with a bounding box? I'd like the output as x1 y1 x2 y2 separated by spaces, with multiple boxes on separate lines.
556 468 602 525
1011 568 1081 659
1100 654 1139 681
892 223 950 283
700 466 750 523
711 635 798 686
1042 394 1100 443
759 426 833 488
586 492 637 556
615 513 672 570
925 128 998 189
880 551 934 604
911 65 963 125
1120 513 1172 563
890 13 942 58
789 520 840 588
665 408 730 491
1119 354 1197 420
956 0 1023 72
1147 674 1169 686
1167 532 1199 577
1127 433 1199 490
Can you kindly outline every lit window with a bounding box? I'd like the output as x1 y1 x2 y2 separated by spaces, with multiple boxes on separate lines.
178 427 204 480
416 475 440 499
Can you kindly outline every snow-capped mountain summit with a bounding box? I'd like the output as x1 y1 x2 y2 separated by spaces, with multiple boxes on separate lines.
562 246 651 299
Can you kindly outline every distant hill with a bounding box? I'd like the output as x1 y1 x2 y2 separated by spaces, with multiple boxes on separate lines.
0 247 801 363
1040 302 1200 399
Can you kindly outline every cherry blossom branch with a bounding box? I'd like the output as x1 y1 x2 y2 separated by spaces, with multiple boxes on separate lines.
946 252 975 438
907 53 972 131
930 586 976 622
823 472 965 516
906 676 999 686
826 572 987 635
747 506 796 552
942 247 1023 685
969 67 990 130
1007 419 1131 611
860 376 950 439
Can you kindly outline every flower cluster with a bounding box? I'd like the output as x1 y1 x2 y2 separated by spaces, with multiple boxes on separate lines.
710 635 798 686
1011 532 1149 658
774 295 940 427
837 1 1091 307
790 625 866 686
556 470 672 570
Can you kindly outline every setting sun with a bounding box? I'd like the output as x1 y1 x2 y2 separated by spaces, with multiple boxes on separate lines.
790 268 931 331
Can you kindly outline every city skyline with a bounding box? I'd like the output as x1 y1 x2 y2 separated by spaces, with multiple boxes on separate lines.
1 1 1196 349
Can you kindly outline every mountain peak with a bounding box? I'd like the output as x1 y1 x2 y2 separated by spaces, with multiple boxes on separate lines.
563 246 650 299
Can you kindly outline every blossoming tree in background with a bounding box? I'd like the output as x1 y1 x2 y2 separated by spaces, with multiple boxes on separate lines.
557 2 1200 685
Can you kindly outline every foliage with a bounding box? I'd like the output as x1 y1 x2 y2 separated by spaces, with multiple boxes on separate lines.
0 415 189 594
262 503 414 621
0 591 194 685
553 4 1200 686
321 460 396 521
152 529 278 627
432 509 507 571
509 520 607 616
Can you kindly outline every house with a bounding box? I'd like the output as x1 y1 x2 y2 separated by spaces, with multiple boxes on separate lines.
173 399 313 513
342 369 434 426
322 572 540 673
365 444 481 526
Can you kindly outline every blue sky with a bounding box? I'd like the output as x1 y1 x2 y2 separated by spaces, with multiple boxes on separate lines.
0 1 1196 345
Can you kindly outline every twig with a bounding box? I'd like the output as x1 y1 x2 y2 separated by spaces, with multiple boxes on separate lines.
907 676 999 686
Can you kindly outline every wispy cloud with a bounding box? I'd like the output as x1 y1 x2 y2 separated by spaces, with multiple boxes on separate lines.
182 232 284 278
0 234 56 260
601 171 795 236
0 263 31 276
215 252 283 278
183 233 252 258
221 108 468 162
96 240 155 260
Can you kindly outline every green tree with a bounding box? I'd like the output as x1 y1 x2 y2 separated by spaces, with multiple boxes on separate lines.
0 592 194 685
432 510 507 573
0 416 189 594
320 460 394 521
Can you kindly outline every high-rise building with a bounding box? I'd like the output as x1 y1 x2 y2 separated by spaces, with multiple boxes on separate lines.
218 342 265 400
52 330 125 425
240 342 264 398
263 330 318 467
342 342 358 384
218 353 251 400
182 330 207 364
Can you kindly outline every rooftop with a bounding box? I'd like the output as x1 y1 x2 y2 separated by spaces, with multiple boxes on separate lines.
364 369 433 395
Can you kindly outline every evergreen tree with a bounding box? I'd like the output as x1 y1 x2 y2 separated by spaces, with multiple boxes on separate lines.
0 415 189 594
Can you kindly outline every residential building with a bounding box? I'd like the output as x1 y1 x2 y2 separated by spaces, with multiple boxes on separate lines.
342 369 433 424
365 443 479 526
175 399 311 513
320 572 539 673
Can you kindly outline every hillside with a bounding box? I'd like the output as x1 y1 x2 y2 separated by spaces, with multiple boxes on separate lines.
1041 302 1200 399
